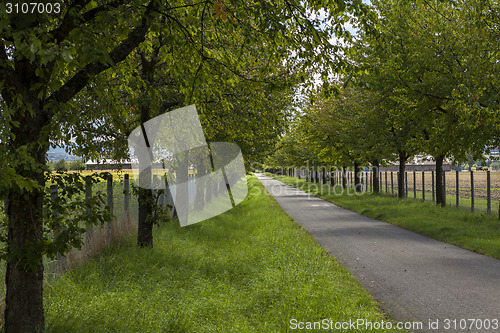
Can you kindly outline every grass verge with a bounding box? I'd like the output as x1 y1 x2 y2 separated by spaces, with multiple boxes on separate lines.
269 174 500 260
44 175 400 332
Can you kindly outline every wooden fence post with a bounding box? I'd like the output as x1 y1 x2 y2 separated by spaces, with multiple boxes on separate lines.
443 170 446 205
51 185 66 271
413 171 416 199
379 171 382 193
471 170 474 212
153 175 159 217
487 170 491 214
405 172 408 197
365 171 370 192
159 175 165 208
396 172 399 197
432 171 435 202
107 175 113 242
391 171 394 195
370 171 372 193
50 184 58 211
385 172 388 194
107 175 113 214
422 172 425 201
124 174 129 218
85 179 93 245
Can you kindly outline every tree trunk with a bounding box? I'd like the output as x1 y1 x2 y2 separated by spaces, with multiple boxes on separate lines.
435 155 446 207
398 151 407 199
175 155 189 223
354 162 362 192
136 114 154 247
5 102 47 332
372 160 380 194
137 166 154 247
342 165 348 189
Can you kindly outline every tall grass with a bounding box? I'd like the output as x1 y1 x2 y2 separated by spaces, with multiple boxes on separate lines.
44 176 401 332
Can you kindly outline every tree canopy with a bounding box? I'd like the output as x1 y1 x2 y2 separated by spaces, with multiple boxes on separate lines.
267 0 500 203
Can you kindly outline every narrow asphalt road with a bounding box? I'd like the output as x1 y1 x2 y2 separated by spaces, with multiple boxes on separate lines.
255 174 500 332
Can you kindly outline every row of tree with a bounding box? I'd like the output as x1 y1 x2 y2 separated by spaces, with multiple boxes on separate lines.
0 0 371 331
267 0 500 205
47 159 85 171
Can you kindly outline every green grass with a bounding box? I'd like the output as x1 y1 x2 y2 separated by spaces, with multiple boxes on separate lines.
44 176 401 332
270 174 500 260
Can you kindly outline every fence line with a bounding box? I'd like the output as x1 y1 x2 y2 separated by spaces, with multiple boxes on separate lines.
273 167 500 218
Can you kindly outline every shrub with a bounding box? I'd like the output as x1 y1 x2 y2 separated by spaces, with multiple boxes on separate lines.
69 159 85 171
54 159 68 171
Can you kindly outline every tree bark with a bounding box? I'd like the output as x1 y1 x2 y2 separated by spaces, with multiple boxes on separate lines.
435 155 446 207
354 162 362 192
372 160 380 194
5 98 47 332
6 189 45 333
136 105 154 247
342 165 348 189
137 167 154 247
136 51 161 248
398 151 407 199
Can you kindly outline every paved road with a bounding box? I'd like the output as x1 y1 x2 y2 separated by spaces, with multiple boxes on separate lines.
255 174 500 332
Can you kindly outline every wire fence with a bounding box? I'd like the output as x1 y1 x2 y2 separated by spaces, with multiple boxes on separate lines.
271 167 500 217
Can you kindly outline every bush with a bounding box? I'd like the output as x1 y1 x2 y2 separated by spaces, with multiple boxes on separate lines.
69 159 85 171
54 159 68 171
491 161 500 171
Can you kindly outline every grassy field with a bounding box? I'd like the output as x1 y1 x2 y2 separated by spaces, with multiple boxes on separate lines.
43 176 402 332
270 174 500 260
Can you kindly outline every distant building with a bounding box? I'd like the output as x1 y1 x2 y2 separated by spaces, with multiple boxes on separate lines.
85 159 133 171
487 146 499 156
85 159 194 173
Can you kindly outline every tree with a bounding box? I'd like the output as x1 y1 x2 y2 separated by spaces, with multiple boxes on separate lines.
54 159 68 171
0 1 164 331
68 159 85 171
352 0 500 204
